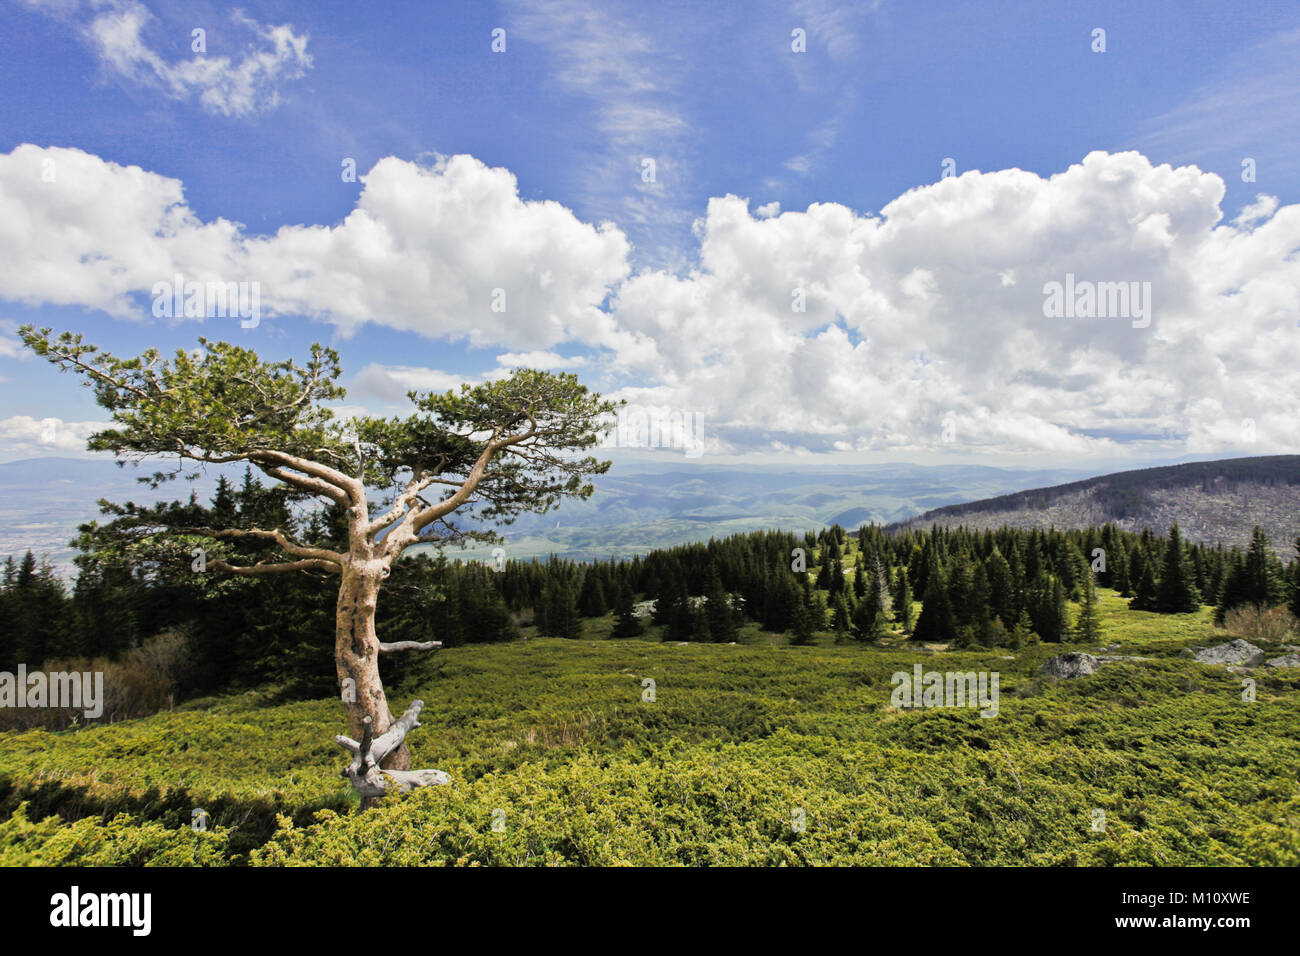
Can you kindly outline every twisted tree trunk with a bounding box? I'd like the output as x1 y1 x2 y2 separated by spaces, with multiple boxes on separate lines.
334 557 446 808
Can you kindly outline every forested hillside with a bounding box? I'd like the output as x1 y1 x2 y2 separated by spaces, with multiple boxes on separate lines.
890 456 1300 553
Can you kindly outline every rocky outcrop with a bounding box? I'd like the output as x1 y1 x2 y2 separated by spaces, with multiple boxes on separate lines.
1192 639 1267 667
1041 652 1099 679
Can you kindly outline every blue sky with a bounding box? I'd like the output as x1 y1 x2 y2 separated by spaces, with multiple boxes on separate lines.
1 0 1298 466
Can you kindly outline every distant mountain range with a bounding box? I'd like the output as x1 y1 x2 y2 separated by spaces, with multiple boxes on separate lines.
0 457 227 574
1 456 1090 571
426 460 1096 562
887 455 1300 554
8 454 1293 571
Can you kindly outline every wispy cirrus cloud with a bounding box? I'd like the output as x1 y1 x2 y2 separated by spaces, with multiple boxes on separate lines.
1139 25 1300 197
22 0 312 117
502 0 695 264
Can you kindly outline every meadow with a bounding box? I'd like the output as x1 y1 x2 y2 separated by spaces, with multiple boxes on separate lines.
1 590 1297 866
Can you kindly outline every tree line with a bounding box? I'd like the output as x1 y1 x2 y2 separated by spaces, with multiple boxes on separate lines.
3 471 1299 706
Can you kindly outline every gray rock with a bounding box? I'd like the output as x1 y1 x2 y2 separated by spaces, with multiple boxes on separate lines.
1266 654 1300 668
1192 639 1267 667
1041 652 1099 678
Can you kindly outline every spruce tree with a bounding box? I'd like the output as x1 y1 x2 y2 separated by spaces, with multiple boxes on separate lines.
704 569 737 643
577 572 608 617
1128 557 1159 612
540 580 582 639
913 555 957 643
1074 570 1102 643
1242 526 1281 607
789 577 819 645
666 589 696 642
893 566 914 635
1155 523 1200 613
984 549 1016 629
651 577 678 626
1009 608 1035 649
852 587 887 642
1289 538 1300 623
611 583 645 638
1027 571 1069 641
831 593 853 640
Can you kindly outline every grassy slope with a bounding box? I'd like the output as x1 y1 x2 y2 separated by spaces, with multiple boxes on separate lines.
1 591 1298 866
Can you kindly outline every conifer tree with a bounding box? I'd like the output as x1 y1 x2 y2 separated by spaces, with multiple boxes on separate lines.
577 572 608 617
539 579 582 639
1154 523 1200 613
611 582 645 638
789 577 820 645
913 554 957 643
1128 555 1159 612
666 588 696 642
1289 538 1300 623
1242 526 1281 606
704 569 737 643
1074 569 1102 643
893 566 913 635
651 577 678 626
831 592 853 640
1009 608 1035 649
21 327 615 805
1027 571 1069 641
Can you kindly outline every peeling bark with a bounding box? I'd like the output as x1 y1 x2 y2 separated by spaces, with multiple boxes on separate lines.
334 702 450 800
333 560 449 808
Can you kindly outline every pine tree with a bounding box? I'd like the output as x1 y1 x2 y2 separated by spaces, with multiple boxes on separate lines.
1111 540 1131 596
947 553 977 629
852 590 887 642
789 599 816 645
829 558 846 597
1126 546 1149 601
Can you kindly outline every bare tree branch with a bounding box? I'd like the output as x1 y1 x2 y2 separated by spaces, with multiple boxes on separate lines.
378 640 443 653
209 558 340 576
193 526 344 565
